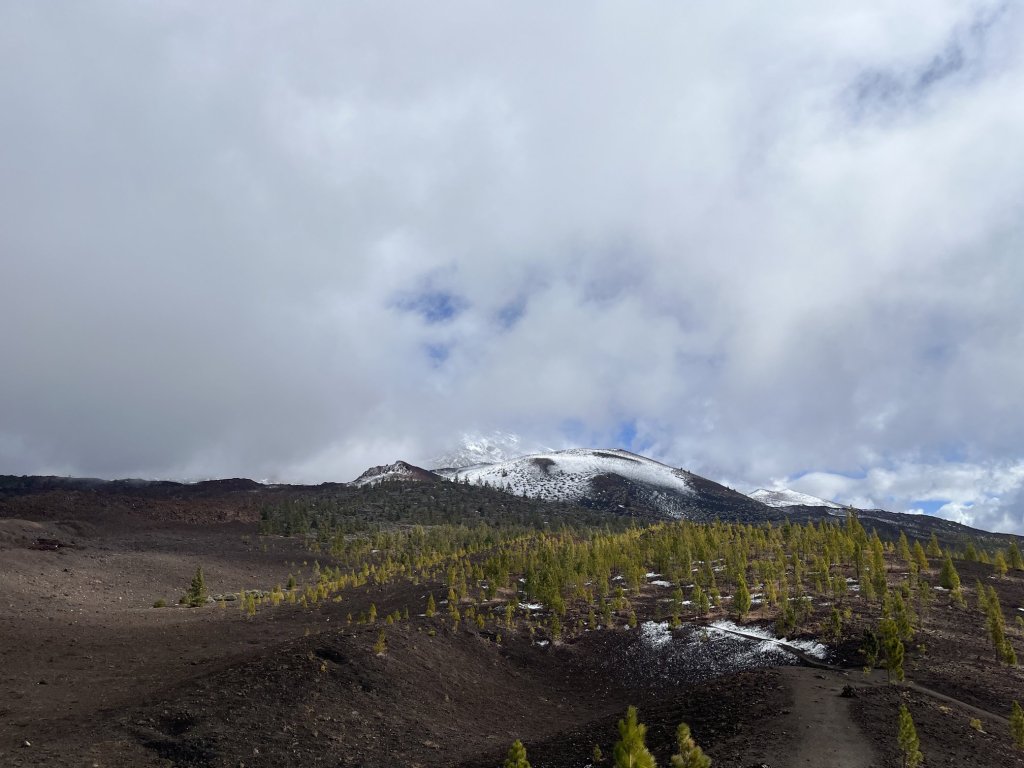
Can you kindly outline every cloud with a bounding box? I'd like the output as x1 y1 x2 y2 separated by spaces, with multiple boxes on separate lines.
784 461 1024 533
2 2 1024 530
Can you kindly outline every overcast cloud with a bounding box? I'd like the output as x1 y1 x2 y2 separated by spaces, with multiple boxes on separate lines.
2 2 1024 532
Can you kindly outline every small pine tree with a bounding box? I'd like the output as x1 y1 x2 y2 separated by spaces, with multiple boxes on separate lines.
593 744 604 763
373 629 387 655
897 704 923 768
1008 542 1024 572
613 706 656 768
670 721 711 768
926 534 942 558
939 553 961 592
503 739 531 768
898 531 912 565
1010 700 1024 749
182 567 208 608
693 585 710 617
425 593 436 617
734 573 751 621
994 551 1009 578
912 541 929 572
827 606 843 641
879 617 905 683
861 629 880 669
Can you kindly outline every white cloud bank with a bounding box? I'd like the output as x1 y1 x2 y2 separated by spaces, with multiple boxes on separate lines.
2 2 1024 531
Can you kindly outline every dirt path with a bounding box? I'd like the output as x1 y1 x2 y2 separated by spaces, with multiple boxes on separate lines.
775 667 878 768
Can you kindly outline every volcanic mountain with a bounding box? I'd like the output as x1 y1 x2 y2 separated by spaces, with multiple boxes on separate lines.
425 448 770 523
342 448 1018 547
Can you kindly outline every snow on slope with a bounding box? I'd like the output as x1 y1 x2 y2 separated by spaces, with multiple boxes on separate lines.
430 431 551 469
352 461 437 487
434 448 695 504
749 488 842 509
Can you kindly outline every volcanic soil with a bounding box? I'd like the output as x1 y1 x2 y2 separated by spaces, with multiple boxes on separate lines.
2 503 1024 767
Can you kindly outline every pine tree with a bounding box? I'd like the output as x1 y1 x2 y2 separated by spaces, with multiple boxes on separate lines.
182 567 208 608
897 704 923 768
593 744 604 763
1008 542 1024 572
734 572 751 621
870 534 887 597
1011 701 1024 749
939 553 961 592
693 585 710 617
373 629 387 655
425 593 436 618
912 541 929 572
897 532 912 565
879 617 904 683
926 534 942 558
670 721 711 768
503 739 531 768
614 706 656 768
993 550 1009 578
827 606 843 642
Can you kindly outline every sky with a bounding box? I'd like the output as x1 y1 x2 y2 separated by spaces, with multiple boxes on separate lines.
2 2 1024 532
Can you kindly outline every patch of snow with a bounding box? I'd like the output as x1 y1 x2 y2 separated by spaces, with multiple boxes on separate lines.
641 621 673 648
650 580 672 587
749 488 842 509
709 620 829 660
646 572 661 578
518 602 543 611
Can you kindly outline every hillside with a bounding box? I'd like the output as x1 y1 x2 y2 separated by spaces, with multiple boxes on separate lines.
431 448 773 523
749 487 842 509
4 481 1024 767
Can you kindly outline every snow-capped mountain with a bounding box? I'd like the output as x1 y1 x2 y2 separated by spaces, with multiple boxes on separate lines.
352 461 440 487
430 431 552 470
432 448 775 521
349 447 776 522
748 488 842 509
435 448 690 498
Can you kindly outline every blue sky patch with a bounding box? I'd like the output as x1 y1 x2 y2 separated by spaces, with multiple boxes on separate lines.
395 290 468 324
910 499 950 515
496 297 526 330
424 343 450 366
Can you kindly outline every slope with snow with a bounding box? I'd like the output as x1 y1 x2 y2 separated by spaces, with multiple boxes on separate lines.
434 448 697 515
430 431 551 470
748 488 842 509
351 461 440 487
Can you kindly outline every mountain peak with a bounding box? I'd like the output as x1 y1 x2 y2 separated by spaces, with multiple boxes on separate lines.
352 461 440 487
430 431 552 470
